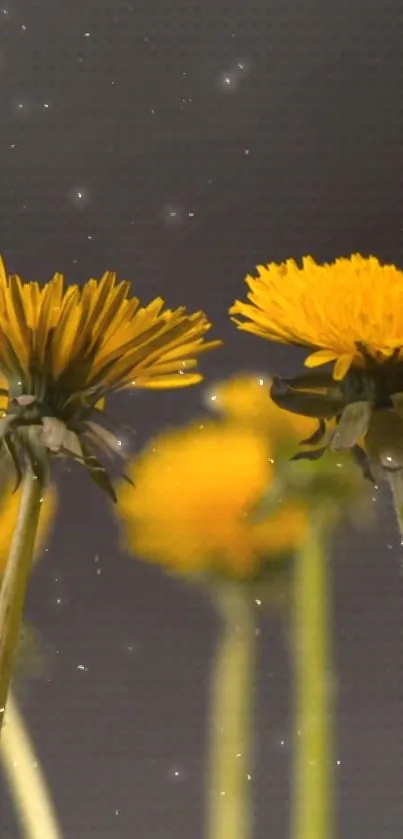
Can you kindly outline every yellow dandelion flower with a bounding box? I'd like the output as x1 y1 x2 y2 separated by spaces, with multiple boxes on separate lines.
230 254 403 381
117 422 308 581
0 257 221 500
230 255 403 478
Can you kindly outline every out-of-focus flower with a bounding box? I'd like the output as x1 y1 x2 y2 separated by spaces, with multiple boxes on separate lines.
205 373 319 447
205 374 369 528
0 257 221 500
117 421 308 582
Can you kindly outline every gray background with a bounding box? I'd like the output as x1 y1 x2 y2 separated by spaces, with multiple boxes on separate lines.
0 1 402 836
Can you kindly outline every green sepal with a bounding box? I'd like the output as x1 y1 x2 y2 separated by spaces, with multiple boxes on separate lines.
299 419 327 446
291 446 328 463
330 401 373 451
0 414 19 442
350 444 374 483
270 375 347 419
3 434 23 493
79 442 117 502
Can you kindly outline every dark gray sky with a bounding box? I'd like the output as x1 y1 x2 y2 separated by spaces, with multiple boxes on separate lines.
1 1 403 837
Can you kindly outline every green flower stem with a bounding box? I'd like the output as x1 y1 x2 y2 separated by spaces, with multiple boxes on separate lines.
291 520 334 839
207 582 255 839
0 468 44 737
388 471 403 541
1 689 63 839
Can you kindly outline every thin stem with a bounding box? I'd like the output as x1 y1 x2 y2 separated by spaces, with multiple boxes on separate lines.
206 582 255 839
0 469 44 737
291 520 334 839
1 689 63 839
388 471 403 541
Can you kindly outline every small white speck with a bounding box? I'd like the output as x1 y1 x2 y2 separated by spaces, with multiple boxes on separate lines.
68 186 90 208
77 664 88 671
244 149 250 155
21 24 27 31
84 32 91 38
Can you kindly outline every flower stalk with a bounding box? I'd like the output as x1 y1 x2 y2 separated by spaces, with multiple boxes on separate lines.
387 470 403 543
291 518 334 839
1 689 63 839
206 583 255 839
0 468 44 736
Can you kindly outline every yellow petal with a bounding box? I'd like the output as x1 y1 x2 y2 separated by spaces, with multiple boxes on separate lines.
304 349 339 369
132 373 203 389
333 353 355 380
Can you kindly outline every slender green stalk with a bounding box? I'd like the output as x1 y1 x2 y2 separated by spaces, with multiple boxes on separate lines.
0 469 44 736
388 471 403 541
1 689 63 839
291 520 334 839
206 582 255 839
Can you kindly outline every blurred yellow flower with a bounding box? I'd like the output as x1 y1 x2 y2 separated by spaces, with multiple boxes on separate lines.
230 254 403 381
205 374 319 443
0 483 57 578
117 422 308 580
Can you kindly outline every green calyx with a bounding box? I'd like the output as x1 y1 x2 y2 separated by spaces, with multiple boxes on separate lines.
270 363 403 484
0 388 130 502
